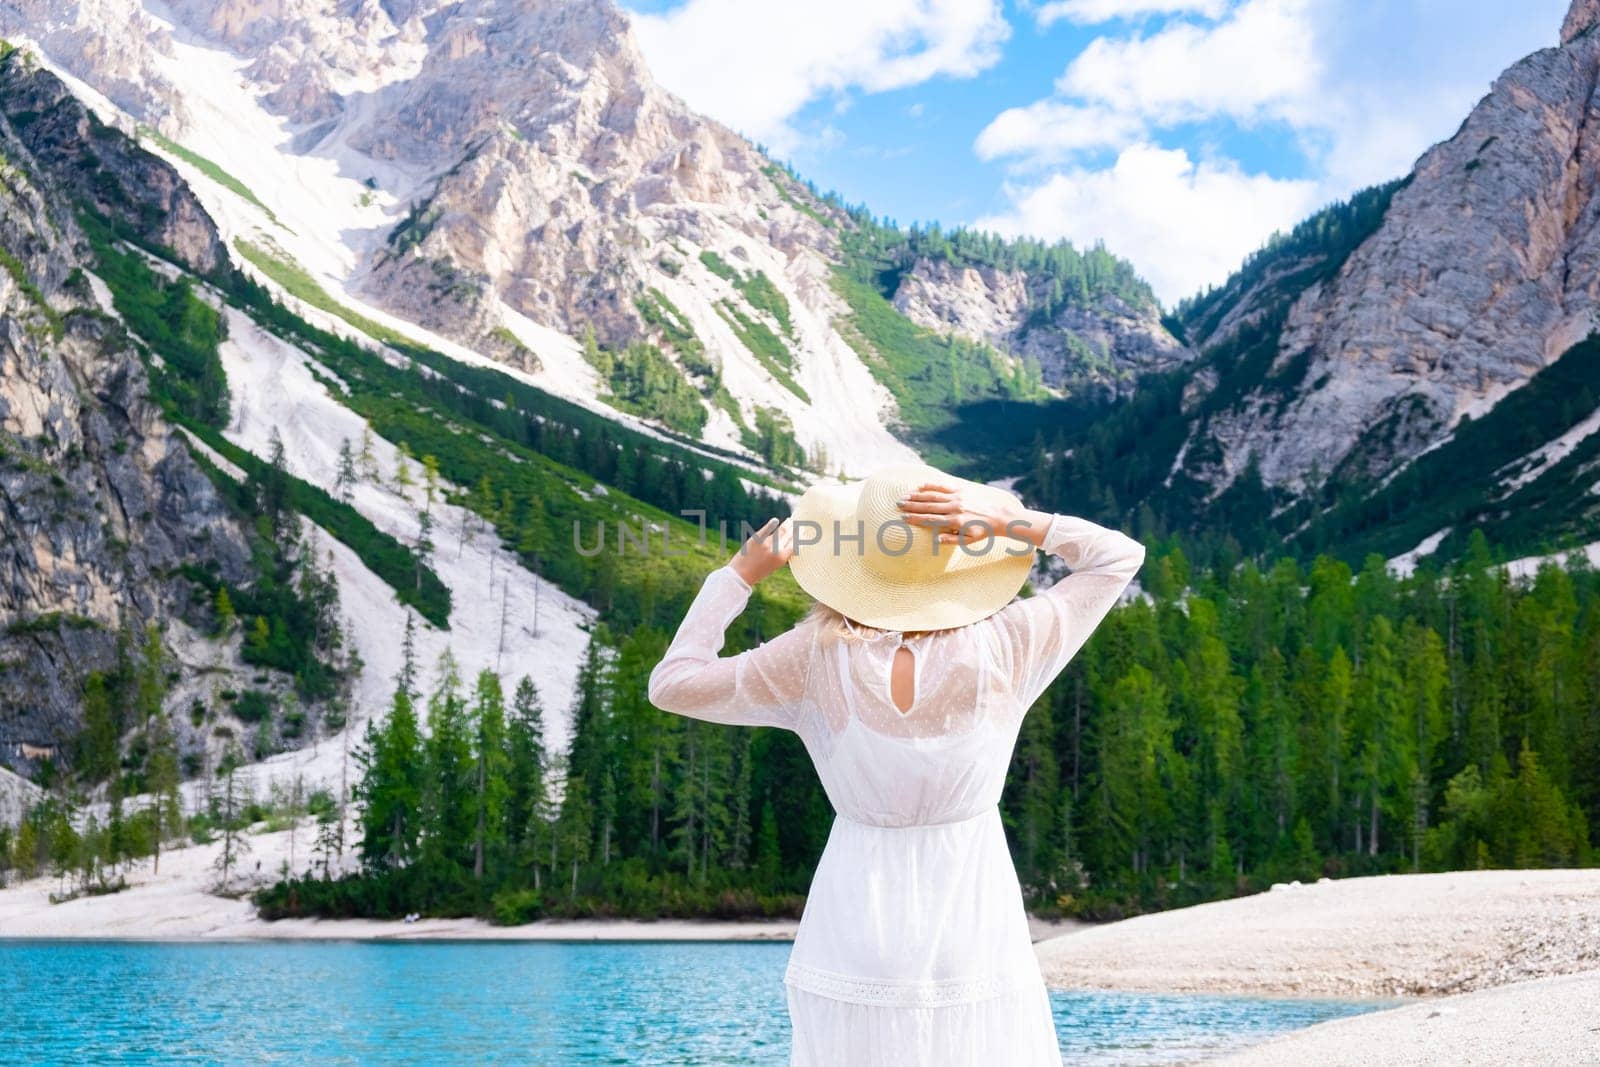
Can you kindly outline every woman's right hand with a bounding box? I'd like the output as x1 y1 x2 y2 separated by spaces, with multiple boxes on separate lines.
727 517 795 586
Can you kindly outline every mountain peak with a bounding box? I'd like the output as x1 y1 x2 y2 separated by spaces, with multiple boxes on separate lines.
1563 0 1598 45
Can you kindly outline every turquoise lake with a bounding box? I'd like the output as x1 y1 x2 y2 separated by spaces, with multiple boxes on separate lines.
0 941 1384 1064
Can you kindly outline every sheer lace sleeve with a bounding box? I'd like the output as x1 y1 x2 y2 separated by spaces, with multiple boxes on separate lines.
987 514 1146 714
647 565 812 731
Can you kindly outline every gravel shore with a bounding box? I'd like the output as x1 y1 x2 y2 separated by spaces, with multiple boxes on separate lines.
0 820 1083 943
1207 969 1600 1066
1035 869 1600 998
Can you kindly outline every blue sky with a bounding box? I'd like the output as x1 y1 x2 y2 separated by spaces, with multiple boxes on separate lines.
624 0 1569 306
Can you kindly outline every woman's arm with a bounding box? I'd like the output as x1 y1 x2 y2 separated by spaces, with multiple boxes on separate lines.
899 486 1145 710
646 519 808 730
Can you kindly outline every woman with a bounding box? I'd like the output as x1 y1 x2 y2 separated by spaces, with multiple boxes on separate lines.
648 461 1146 1066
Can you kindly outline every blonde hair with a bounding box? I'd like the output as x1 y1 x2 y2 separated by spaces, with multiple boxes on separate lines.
805 601 941 642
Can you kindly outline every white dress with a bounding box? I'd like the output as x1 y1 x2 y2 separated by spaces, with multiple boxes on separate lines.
648 513 1146 1067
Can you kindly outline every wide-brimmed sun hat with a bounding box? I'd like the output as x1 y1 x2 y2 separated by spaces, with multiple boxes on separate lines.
785 461 1037 632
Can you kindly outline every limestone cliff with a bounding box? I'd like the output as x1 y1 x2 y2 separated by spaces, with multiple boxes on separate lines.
891 257 1189 394
1 0 1187 469
1177 1 1600 495
0 51 251 770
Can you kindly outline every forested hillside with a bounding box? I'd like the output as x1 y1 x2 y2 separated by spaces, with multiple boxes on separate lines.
244 531 1595 923
5 0 1600 935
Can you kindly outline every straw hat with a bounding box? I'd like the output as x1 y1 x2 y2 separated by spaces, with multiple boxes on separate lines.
786 462 1037 632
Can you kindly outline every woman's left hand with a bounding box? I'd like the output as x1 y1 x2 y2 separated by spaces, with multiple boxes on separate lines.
897 484 1009 544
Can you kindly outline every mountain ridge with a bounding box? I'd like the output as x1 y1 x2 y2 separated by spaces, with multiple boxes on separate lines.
0 0 1188 476
1017 0 1600 572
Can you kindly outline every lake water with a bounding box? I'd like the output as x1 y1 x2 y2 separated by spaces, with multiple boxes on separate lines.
0 941 1384 1064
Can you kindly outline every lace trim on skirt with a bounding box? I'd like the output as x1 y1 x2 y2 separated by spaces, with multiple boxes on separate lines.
783 960 1034 1008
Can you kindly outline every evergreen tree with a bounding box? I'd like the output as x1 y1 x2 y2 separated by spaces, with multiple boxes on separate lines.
358 423 381 481
421 651 474 891
422 454 441 506
506 677 549 882
557 772 593 898
79 672 119 785
394 441 415 494
214 586 236 635
416 506 435 592
1351 616 1406 855
213 745 252 893
355 654 425 872
471 670 510 883
1005 691 1061 890
335 437 358 503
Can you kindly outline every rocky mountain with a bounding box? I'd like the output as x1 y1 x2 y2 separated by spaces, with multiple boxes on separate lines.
1182 0 1600 496
0 765 40 825
0 30 787 793
14 0 1597 795
890 250 1188 395
0 50 255 766
0 0 1189 475
0 47 598 793
1026 0 1600 568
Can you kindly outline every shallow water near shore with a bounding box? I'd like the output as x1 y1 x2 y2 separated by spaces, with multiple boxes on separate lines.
0 940 1385 1064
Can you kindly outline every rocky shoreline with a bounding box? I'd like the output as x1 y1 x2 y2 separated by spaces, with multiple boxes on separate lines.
1034 869 1600 999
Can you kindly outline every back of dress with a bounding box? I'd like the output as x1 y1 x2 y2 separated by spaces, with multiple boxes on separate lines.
648 512 1147 829
796 620 1029 829
647 512 1145 1067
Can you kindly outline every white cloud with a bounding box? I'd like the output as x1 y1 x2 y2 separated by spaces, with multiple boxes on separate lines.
976 0 1321 166
974 101 1144 162
974 0 1568 303
1057 0 1319 125
629 0 1010 152
974 143 1323 304
1032 0 1228 28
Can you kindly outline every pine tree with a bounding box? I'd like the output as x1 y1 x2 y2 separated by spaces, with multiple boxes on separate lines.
1181 597 1243 869
135 623 166 728
506 677 549 880
261 426 291 538
466 474 496 552
471 670 510 882
754 800 780 886
358 423 381 481
1321 646 1353 848
416 506 435 591
133 624 181 874
355 636 425 872
79 672 119 785
516 497 549 635
1401 620 1448 867
497 489 515 537
214 586 236 635
213 745 252 893
394 441 415 494
727 731 753 870
249 616 270 656
557 772 593 898
566 631 611 819
422 454 441 506
397 613 420 702
335 438 358 503
421 650 474 886
313 805 341 881
1004 691 1061 890
146 714 180 875
1090 665 1177 878
1351 616 1406 856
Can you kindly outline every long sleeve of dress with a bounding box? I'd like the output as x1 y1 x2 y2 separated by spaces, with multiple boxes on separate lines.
647 565 811 731
987 514 1146 714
